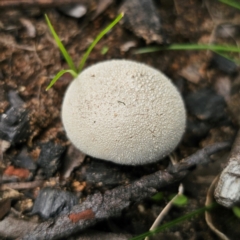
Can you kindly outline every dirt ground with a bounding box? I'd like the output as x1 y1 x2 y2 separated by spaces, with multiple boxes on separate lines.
0 0 240 239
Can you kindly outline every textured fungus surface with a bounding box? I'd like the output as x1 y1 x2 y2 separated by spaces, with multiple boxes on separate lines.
62 60 186 165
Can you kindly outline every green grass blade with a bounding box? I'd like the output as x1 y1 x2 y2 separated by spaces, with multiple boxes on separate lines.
78 12 124 72
219 0 240 10
134 46 165 54
46 69 77 90
134 44 240 54
45 14 77 73
129 204 217 240
233 206 240 218
213 50 240 64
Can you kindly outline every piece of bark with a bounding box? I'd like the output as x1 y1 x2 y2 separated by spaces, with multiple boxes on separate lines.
0 180 44 190
215 130 240 207
0 143 230 240
0 217 37 239
119 0 163 44
37 141 66 178
179 62 203 84
21 143 229 240
167 142 230 174
0 91 30 145
61 145 85 179
84 159 132 187
22 170 181 240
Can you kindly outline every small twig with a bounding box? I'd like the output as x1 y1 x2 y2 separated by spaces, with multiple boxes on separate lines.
0 180 44 190
145 184 184 240
0 142 230 240
21 170 184 240
167 142 231 174
19 142 229 240
205 176 229 240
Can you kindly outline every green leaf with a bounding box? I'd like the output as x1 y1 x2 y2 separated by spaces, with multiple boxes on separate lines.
232 206 240 218
151 192 164 202
101 46 109 55
134 44 240 54
78 12 124 72
45 14 77 73
219 0 240 10
172 195 188 207
213 50 240 64
46 69 77 91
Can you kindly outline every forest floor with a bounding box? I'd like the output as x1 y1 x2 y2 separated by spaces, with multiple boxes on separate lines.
0 0 240 239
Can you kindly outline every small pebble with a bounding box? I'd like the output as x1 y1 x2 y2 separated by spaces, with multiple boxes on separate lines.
58 4 87 18
185 88 226 123
31 187 78 219
37 141 66 178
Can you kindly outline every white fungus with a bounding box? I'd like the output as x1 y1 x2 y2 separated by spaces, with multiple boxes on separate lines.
62 60 186 165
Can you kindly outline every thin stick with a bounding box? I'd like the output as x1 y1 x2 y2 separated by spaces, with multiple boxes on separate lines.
19 142 229 240
145 184 184 240
0 180 44 190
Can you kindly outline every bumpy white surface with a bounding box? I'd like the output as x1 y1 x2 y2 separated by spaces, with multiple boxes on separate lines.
62 60 186 165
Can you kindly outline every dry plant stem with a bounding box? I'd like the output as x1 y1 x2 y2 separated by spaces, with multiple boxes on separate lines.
167 142 231 174
0 180 44 190
0 143 229 240
205 176 229 240
21 170 184 240
145 184 184 240
215 130 240 207
0 0 84 7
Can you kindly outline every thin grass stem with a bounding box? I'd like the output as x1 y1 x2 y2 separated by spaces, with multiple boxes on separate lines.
46 69 77 91
130 204 217 240
78 12 124 72
219 0 240 10
134 44 240 54
45 14 77 73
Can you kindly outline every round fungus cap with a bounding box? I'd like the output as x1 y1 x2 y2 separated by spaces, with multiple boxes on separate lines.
62 60 186 165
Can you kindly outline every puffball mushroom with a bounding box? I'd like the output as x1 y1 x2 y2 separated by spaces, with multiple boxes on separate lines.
62 60 186 165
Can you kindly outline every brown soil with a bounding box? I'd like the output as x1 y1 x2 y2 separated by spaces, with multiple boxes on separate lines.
0 0 240 239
